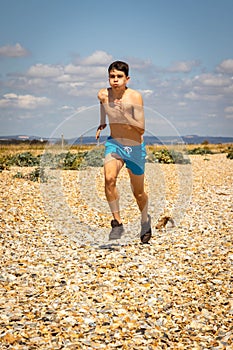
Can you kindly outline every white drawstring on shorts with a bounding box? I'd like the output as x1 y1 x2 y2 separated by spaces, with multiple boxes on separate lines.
123 146 132 154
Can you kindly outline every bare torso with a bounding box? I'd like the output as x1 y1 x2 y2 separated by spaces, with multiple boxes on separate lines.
99 87 144 146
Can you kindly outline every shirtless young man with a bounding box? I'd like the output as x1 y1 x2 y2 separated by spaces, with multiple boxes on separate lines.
96 61 152 243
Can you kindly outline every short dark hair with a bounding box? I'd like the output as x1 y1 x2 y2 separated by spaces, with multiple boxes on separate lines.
108 61 129 77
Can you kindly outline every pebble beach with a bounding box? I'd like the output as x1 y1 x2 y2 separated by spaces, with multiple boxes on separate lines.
0 153 232 349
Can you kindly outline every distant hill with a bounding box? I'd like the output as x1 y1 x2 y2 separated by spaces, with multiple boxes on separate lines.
74 135 233 145
0 135 45 142
179 135 233 145
0 134 233 145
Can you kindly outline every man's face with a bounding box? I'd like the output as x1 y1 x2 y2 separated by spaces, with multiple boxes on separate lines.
109 69 130 89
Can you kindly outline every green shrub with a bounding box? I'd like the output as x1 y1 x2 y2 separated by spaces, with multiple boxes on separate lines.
8 152 40 167
169 150 190 164
40 152 64 169
147 149 190 164
226 149 233 159
13 167 48 182
80 147 105 168
28 167 48 182
40 151 86 169
63 151 85 169
40 148 104 170
13 171 24 179
187 147 213 155
0 155 11 171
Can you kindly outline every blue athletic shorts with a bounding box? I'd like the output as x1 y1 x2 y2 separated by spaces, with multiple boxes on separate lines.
104 137 146 175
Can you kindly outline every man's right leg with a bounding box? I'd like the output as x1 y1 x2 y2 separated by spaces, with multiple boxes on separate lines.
104 153 124 223
104 154 125 240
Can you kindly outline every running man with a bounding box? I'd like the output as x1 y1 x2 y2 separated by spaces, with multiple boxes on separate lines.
96 61 152 243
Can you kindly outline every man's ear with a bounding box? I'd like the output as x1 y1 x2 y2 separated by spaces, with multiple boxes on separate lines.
126 76 130 83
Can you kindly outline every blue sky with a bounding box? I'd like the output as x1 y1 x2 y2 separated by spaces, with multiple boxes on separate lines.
0 0 233 138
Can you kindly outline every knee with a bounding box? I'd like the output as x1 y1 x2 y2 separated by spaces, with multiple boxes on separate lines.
134 190 148 203
105 173 117 188
133 190 144 201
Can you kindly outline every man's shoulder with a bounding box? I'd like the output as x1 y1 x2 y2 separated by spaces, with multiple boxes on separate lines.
127 88 143 102
127 87 141 95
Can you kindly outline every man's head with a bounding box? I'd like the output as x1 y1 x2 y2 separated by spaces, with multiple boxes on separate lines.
108 61 129 77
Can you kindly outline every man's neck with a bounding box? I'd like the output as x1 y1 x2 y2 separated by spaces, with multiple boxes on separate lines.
111 87 127 100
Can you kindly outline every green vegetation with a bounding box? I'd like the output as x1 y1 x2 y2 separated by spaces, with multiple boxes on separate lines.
0 155 10 171
13 167 48 183
226 147 233 159
79 147 105 168
0 148 105 181
147 149 190 164
187 147 213 155
1 143 233 182
9 152 40 167
0 152 40 170
41 151 86 170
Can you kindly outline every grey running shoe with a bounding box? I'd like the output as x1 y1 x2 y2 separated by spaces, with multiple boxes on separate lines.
109 219 124 240
140 215 152 244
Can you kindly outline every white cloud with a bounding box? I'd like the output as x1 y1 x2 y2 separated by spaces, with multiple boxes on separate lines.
4 52 110 103
180 72 232 104
128 57 153 71
168 60 200 73
81 50 113 65
216 59 233 74
0 43 29 57
64 64 105 79
184 91 198 100
54 74 73 83
0 93 51 109
64 64 83 75
2 50 233 137
184 90 222 101
224 106 233 113
64 64 104 79
197 73 230 87
27 64 63 78
139 89 153 98
60 105 74 111
223 84 233 94
178 102 187 107
207 113 217 118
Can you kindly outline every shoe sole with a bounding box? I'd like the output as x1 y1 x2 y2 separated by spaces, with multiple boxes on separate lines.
140 215 152 244
140 230 152 244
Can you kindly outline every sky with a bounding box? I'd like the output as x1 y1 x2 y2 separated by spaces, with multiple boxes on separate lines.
0 0 233 138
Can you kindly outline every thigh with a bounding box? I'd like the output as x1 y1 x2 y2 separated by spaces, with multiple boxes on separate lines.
127 169 145 195
104 153 124 178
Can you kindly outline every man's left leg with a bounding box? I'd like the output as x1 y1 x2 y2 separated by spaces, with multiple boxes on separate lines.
128 170 152 243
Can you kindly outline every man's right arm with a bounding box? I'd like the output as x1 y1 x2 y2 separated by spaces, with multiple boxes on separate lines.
96 89 107 139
